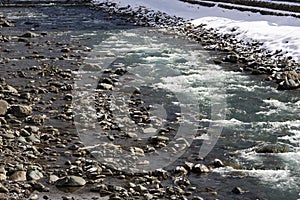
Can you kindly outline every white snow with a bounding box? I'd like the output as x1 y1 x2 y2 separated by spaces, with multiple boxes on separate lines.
94 0 300 61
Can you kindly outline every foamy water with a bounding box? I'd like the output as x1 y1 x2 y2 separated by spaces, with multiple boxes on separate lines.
76 27 300 198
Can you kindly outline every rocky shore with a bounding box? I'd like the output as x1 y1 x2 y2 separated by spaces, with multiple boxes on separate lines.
0 1 299 200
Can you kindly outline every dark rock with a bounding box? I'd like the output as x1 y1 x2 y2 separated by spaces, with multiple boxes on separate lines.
232 186 244 194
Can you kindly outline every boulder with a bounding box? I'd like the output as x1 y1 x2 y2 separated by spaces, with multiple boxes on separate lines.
9 105 32 117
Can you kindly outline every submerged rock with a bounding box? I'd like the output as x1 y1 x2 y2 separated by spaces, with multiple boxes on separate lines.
256 143 292 153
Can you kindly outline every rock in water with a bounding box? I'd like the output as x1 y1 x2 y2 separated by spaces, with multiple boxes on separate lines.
9 105 32 117
20 31 39 38
56 176 86 187
0 100 8 115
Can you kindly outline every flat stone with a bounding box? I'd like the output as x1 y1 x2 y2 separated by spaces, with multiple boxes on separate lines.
0 100 8 115
56 176 86 187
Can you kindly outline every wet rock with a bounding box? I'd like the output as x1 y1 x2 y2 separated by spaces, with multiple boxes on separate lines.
212 159 225 168
56 176 86 187
255 143 291 153
10 171 27 182
9 105 32 117
193 164 210 173
232 186 244 194
20 31 39 38
0 100 8 115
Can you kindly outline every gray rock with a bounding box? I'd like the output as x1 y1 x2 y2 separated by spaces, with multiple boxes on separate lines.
48 174 59 184
28 170 43 181
10 171 27 182
0 100 8 115
10 105 32 117
56 175 86 187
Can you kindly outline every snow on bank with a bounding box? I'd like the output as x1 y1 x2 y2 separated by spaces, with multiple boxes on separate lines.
192 17 300 61
94 0 300 61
